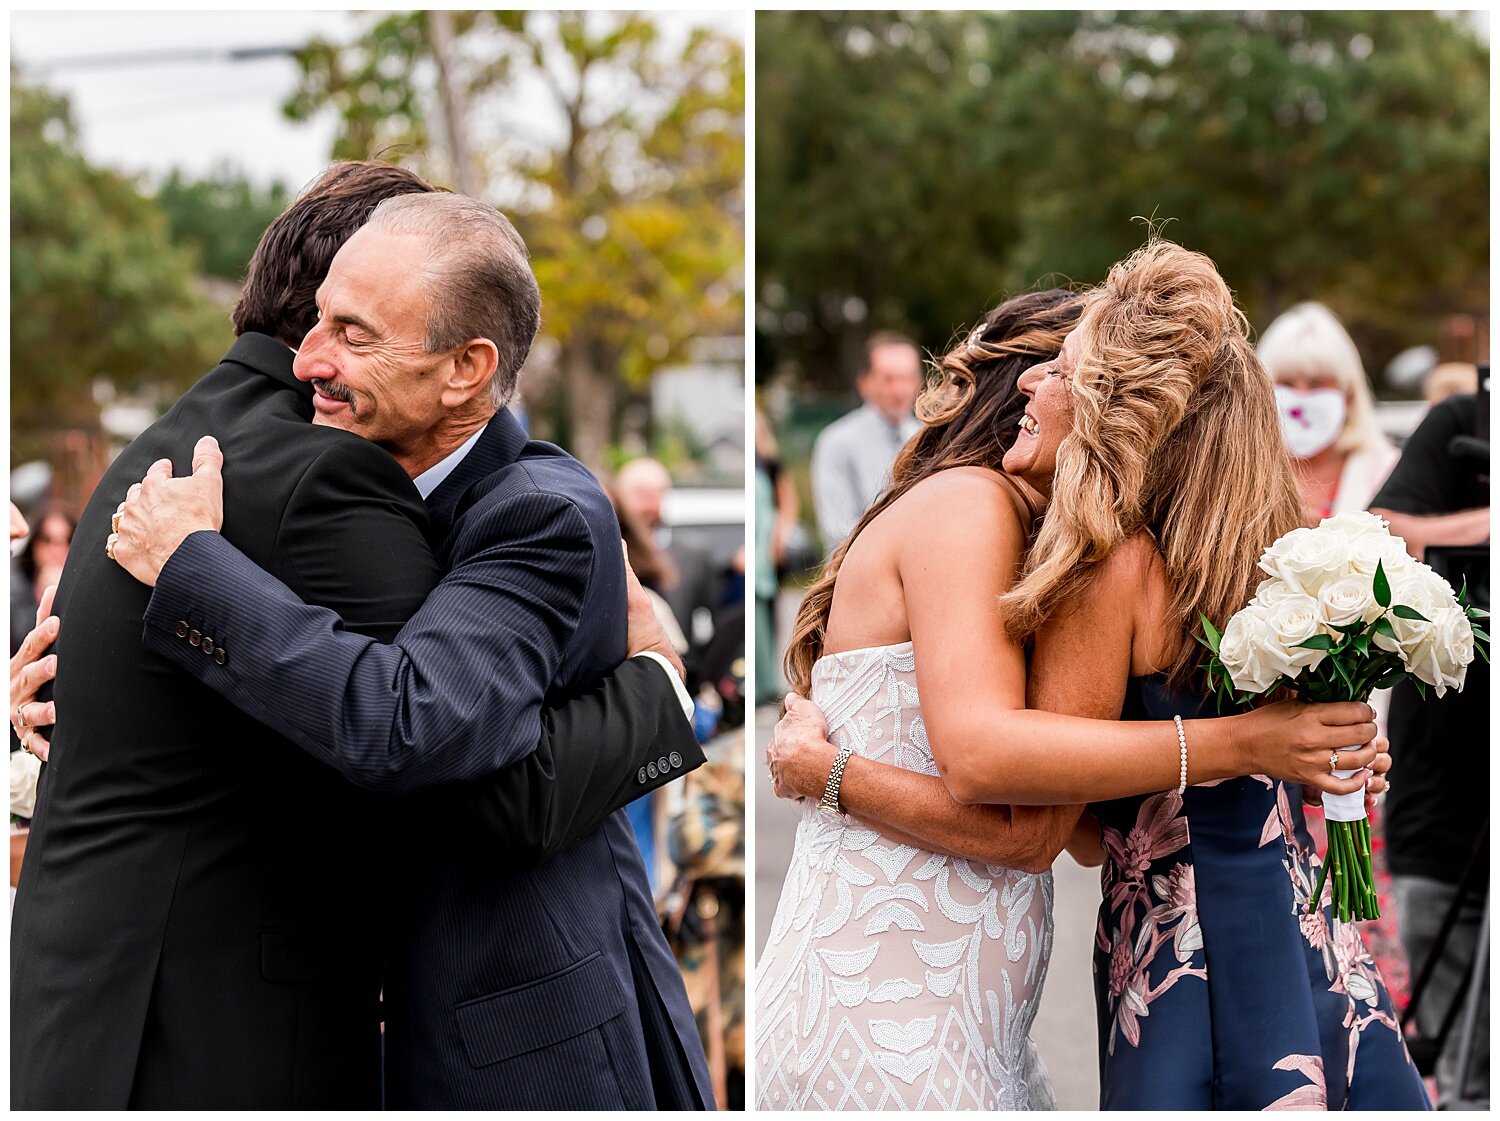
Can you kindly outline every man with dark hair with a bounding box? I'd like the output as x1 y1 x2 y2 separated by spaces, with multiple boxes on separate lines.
11 163 706 1108
809 330 923 548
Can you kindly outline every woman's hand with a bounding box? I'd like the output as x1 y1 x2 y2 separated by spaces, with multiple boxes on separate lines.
1234 699 1379 796
767 692 837 801
10 584 59 762
1299 735 1391 814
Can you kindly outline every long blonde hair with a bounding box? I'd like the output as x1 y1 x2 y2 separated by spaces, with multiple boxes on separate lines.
784 290 1083 696
998 240 1305 686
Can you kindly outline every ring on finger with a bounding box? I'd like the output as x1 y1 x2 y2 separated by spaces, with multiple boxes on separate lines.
105 533 118 561
1329 751 1340 772
111 509 123 534
20 729 34 755
14 703 27 730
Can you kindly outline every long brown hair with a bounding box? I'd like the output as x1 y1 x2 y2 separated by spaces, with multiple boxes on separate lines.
998 239 1305 686
784 289 1083 695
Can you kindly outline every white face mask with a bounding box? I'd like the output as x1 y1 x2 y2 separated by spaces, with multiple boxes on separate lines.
1275 385 1347 459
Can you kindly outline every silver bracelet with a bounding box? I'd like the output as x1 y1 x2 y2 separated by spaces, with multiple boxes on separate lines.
1174 715 1188 795
819 743 855 816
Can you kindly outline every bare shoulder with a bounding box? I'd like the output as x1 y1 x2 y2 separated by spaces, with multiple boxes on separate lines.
894 467 1031 541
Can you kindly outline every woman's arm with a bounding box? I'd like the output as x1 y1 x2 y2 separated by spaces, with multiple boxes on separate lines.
775 471 1379 811
768 696 1077 872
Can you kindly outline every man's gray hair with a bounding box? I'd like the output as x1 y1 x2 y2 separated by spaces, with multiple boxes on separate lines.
365 192 541 408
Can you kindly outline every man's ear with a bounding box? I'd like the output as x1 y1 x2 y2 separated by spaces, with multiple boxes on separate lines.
441 339 502 408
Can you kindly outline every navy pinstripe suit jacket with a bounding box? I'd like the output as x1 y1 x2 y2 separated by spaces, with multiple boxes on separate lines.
144 409 713 1108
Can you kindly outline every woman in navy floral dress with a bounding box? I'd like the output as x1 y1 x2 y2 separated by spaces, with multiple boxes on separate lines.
1092 679 1428 1109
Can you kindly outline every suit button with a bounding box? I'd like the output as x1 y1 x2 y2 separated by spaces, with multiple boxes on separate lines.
657 756 669 774
647 762 658 780
214 649 227 665
188 629 202 647
175 620 189 638
669 751 682 769
202 637 215 655
637 767 647 784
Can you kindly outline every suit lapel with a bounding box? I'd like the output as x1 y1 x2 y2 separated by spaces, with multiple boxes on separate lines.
424 409 528 540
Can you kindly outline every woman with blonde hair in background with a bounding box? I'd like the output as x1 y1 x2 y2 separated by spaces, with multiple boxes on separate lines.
1259 300 1413 1014
1258 301 1401 522
755 248 1412 1109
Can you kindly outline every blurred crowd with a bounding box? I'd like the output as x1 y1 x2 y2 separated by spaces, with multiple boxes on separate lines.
760 301 1488 1109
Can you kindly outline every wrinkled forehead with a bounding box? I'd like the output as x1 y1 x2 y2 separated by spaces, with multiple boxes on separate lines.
321 227 432 329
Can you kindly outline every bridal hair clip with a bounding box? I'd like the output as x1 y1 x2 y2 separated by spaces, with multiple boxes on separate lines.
1173 715 1188 795
964 322 988 351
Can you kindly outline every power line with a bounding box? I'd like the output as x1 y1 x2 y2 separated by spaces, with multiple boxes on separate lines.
23 45 305 72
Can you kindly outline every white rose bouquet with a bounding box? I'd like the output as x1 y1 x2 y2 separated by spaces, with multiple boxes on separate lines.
1197 511 1489 922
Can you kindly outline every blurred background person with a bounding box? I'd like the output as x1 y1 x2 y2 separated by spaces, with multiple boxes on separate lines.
754 409 798 706
617 457 722 656
808 331 921 551
665 726 746 1110
1370 375 1489 1109
1260 300 1413 1013
1425 361 1480 407
10 506 74 655
1258 301 1402 522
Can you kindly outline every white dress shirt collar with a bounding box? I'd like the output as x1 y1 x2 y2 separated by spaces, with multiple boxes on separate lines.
412 427 486 500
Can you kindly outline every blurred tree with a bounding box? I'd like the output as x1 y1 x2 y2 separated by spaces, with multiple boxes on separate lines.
758 11 1488 393
156 167 291 283
11 75 228 466
284 11 745 470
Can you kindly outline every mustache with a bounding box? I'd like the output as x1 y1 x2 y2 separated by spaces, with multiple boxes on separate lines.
312 379 356 412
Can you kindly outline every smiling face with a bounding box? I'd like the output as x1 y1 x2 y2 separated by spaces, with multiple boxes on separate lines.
1002 328 1078 497
292 225 463 465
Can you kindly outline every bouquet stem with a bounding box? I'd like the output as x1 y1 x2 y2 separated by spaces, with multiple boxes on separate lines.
1311 816 1380 922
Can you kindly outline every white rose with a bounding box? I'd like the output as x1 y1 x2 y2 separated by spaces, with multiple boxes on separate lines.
1218 605 1283 694
1346 532 1414 582
1253 577 1302 610
1263 594 1329 679
1405 606 1475 697
1375 565 1459 656
1318 576 1381 629
11 749 41 819
1318 511 1389 541
1259 526 1348 595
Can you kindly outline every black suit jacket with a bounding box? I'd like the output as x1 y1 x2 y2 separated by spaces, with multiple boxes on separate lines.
10 336 700 1108
142 409 715 1108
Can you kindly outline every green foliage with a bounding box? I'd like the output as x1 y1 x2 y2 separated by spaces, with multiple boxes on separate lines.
282 12 745 470
11 75 229 464
757 11 1489 391
155 167 291 282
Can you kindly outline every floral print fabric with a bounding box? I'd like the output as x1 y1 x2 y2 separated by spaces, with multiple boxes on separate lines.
1089 676 1430 1110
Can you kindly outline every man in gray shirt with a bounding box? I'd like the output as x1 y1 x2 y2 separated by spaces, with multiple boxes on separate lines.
810 331 923 550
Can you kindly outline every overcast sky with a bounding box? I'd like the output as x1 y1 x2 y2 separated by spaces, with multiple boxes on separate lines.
11 10 747 191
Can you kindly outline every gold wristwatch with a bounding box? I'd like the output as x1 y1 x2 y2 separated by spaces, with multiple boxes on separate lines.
819 744 855 817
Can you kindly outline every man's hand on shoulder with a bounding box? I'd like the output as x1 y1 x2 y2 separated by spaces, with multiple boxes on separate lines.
623 541 685 682
111 435 225 587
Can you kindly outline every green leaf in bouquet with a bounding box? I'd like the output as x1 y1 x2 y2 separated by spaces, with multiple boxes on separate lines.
1374 560 1391 608
1331 658 1354 694
1473 627 1490 643
1477 643 1490 665
1373 617 1397 642
1457 575 1468 606
1412 679 1427 701
1295 634 1337 651
1352 634 1371 656
1467 605 1490 620
1392 605 1428 622
1198 613 1223 654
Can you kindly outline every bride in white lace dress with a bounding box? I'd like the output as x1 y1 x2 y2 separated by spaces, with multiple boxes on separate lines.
753 293 1087 1110
755 642 1058 1110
